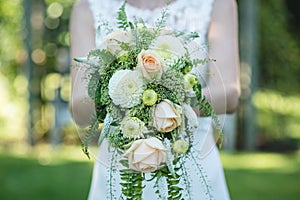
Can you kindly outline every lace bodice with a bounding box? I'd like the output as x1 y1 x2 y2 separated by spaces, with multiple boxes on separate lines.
88 0 215 85
88 0 214 44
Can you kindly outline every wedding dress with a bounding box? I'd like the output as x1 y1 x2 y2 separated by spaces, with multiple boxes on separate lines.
86 0 230 199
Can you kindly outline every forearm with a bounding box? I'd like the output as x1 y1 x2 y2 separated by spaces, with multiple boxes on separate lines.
69 0 96 126
196 0 240 116
70 66 95 127
193 83 238 116
202 84 239 114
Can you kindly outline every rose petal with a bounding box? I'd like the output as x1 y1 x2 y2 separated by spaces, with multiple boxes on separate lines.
123 139 143 157
132 163 141 171
140 152 159 165
132 143 155 163
157 151 166 163
141 67 151 79
128 153 138 171
155 118 165 130
155 101 179 118
139 163 157 172
144 137 167 150
162 118 174 130
156 117 177 132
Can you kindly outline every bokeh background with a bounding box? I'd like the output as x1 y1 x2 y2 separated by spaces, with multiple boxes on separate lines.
0 0 299 199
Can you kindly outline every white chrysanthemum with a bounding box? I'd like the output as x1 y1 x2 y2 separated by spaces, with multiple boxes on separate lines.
108 70 145 108
120 117 146 139
151 35 186 60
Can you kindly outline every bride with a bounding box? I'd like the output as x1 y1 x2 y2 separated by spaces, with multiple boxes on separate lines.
70 0 240 199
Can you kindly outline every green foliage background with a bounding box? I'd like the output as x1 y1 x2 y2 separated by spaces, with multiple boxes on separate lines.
254 0 300 147
259 0 300 94
0 0 24 94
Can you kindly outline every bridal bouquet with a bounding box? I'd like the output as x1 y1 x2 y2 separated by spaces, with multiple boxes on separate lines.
75 3 221 199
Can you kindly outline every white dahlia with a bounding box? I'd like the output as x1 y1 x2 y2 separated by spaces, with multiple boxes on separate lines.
108 70 145 108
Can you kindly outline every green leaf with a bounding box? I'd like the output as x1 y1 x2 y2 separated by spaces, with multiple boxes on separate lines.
81 113 100 158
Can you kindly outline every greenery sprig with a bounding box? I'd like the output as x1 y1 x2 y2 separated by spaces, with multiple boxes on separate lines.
189 150 213 199
160 159 184 200
120 170 144 200
117 2 131 30
81 113 100 159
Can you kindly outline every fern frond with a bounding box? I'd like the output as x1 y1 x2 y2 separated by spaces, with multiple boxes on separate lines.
81 113 100 159
117 2 130 30
120 169 144 199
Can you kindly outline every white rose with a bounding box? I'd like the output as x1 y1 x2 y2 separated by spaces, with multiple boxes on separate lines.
136 50 165 80
154 99 182 132
159 27 174 36
105 30 131 56
123 137 167 172
150 35 186 60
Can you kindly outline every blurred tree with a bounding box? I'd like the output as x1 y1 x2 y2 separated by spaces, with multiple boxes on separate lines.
259 0 300 94
237 0 259 150
248 0 300 151
0 0 24 93
22 0 76 146
286 0 300 40
0 0 28 142
236 0 300 151
42 0 76 146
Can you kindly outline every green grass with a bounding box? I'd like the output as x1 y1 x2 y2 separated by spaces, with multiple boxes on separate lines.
222 152 300 200
0 145 93 200
0 146 300 200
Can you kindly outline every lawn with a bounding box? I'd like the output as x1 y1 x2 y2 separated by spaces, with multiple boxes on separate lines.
0 145 93 200
222 152 300 200
0 145 299 200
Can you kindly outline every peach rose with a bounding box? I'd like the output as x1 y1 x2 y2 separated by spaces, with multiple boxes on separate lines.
136 50 165 80
154 99 182 132
105 30 131 56
123 137 167 172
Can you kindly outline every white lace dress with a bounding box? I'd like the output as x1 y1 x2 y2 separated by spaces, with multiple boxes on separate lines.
86 0 230 199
